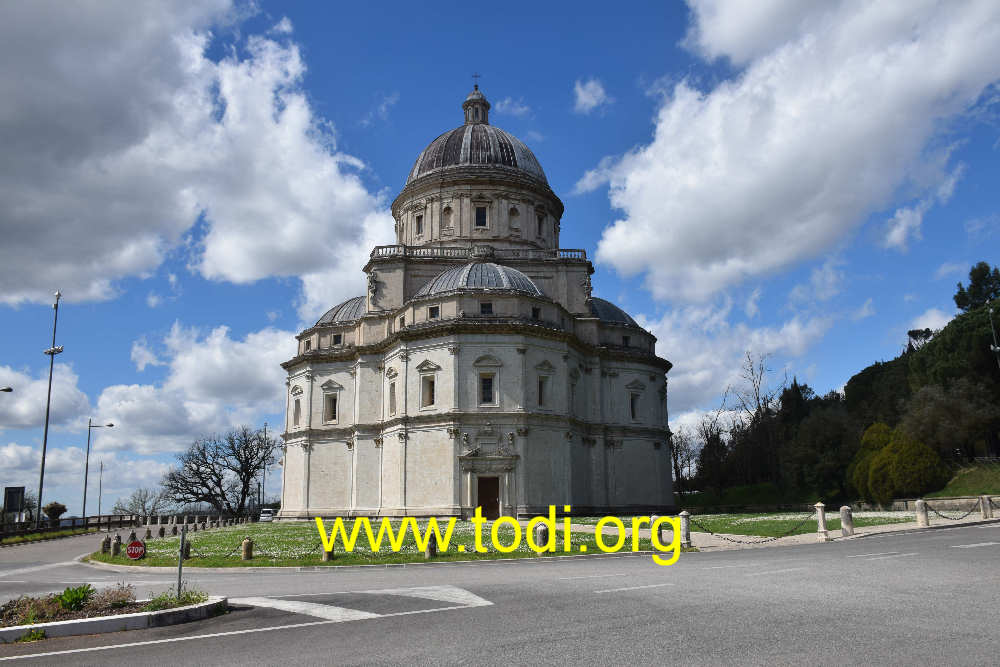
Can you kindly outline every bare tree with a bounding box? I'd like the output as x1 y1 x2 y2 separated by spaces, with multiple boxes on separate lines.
669 427 699 497
112 487 169 515
161 426 278 514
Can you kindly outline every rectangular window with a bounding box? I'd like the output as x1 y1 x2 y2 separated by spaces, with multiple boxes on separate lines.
531 306 540 320
622 335 631 347
304 339 312 352
324 394 338 422
428 305 440 319
421 375 435 408
480 301 493 315
415 214 424 236
389 382 397 416
537 214 544 237
293 398 301 427
630 393 640 420
332 333 342 345
399 316 405 329
475 206 487 227
538 376 548 407
480 374 494 405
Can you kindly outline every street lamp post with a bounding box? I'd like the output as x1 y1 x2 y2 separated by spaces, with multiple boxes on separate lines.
97 460 104 518
0 387 12 392
260 421 268 507
988 301 1000 372
35 291 63 528
81 418 113 524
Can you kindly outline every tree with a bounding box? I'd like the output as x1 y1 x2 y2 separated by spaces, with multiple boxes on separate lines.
954 261 1000 312
695 412 729 494
42 501 67 524
906 328 933 351
161 426 279 515
899 379 1000 461
848 423 891 502
669 427 698 497
886 430 948 498
112 487 169 516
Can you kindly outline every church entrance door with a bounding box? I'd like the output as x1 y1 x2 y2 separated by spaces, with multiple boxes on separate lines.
477 476 500 519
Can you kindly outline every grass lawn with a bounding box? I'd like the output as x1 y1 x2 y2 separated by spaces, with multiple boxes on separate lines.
927 463 1000 497
682 511 913 537
1 528 96 546
87 520 677 568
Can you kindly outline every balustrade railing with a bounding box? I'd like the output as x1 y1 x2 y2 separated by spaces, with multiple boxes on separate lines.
370 245 587 261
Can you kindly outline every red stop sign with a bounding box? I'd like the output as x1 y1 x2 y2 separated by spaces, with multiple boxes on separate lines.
125 540 146 560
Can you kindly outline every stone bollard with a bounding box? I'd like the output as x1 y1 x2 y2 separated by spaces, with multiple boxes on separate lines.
111 534 122 556
127 530 137 543
171 525 178 536
322 545 335 562
191 522 198 532
980 496 992 520
678 511 691 548
100 535 111 553
915 499 929 527
533 522 549 551
815 502 831 542
183 541 192 560
144 527 152 540
242 538 253 561
424 539 437 560
158 526 165 538
840 506 854 537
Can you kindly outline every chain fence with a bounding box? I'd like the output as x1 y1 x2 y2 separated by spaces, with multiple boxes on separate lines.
925 499 981 521
688 508 818 545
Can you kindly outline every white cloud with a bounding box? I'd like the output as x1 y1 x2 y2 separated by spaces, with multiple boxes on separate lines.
638 299 831 414
934 261 967 280
744 287 761 318
585 1 1000 302
573 78 613 114
790 257 843 304
909 307 953 333
146 292 162 308
0 2 390 307
360 92 400 127
524 130 545 143
852 297 875 320
493 97 532 118
96 322 295 454
0 364 90 431
269 16 293 34
130 336 164 372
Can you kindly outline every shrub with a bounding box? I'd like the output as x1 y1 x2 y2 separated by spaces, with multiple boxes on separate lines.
91 583 135 610
887 430 948 497
867 449 896 507
860 423 892 451
849 422 893 501
42 502 67 524
143 589 207 612
56 584 94 611
15 628 46 643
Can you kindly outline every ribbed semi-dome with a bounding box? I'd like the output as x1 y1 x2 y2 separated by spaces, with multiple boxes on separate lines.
315 295 365 326
406 86 547 185
414 262 543 298
589 297 638 327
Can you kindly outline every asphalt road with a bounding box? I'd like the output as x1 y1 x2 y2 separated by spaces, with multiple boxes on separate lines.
2 524 999 665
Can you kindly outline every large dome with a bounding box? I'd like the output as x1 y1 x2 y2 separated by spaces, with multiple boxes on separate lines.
414 262 543 298
589 297 638 327
405 85 547 186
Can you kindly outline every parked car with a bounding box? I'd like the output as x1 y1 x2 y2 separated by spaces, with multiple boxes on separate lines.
258 508 274 522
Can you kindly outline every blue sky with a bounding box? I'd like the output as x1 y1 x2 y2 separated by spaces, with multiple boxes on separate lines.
2 1 999 514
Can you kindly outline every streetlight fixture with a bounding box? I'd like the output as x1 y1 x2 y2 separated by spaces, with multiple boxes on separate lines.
35 291 63 528
0 387 12 392
81 418 113 522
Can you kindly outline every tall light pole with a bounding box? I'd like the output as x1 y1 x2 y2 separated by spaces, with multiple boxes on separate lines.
988 300 1000 372
81 419 113 522
0 387 12 392
260 421 268 507
35 291 63 528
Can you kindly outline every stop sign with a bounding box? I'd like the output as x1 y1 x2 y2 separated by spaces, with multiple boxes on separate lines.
125 540 146 560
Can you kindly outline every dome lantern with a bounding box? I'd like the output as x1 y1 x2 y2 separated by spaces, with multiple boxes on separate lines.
462 84 490 125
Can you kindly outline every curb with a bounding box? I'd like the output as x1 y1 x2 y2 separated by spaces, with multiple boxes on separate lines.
78 549 667 574
0 531 98 549
0 597 227 643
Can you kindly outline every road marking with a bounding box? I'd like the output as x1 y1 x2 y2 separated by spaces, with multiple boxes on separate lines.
230 597 380 621
556 573 628 580
745 567 806 577
846 552 898 558
865 552 918 560
0 561 77 579
594 583 675 594
0 590 494 661
950 542 1000 548
361 585 492 608
703 564 758 569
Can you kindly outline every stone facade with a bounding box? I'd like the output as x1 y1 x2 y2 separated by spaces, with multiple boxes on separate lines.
278 86 674 519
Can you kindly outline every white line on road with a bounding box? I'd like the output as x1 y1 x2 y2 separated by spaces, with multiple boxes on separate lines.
0 561 77 579
703 564 758 569
556 573 628 580
846 552 898 558
865 553 918 561
745 567 807 577
231 597 380 621
594 583 675 594
950 542 1000 548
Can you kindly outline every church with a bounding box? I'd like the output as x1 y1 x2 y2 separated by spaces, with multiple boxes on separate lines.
277 85 674 519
